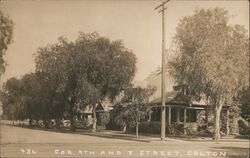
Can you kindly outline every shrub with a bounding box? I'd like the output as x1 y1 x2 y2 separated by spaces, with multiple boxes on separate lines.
106 121 123 131
97 112 110 126
128 121 161 134
238 119 250 135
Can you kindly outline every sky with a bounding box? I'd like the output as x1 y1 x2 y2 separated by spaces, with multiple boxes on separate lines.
0 0 249 86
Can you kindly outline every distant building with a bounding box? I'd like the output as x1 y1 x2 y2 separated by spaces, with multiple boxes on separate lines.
133 67 174 100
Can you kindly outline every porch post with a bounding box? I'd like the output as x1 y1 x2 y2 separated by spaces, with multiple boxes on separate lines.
205 107 208 128
184 108 187 135
168 106 171 125
176 108 180 124
184 108 187 124
148 112 151 122
148 107 152 122
226 109 229 135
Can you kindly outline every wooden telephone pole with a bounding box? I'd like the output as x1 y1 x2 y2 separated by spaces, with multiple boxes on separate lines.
154 0 170 141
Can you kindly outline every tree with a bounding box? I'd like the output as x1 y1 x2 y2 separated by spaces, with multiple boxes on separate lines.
114 86 155 138
34 39 69 127
169 8 249 140
0 11 14 77
1 77 26 122
1 72 66 127
1 74 45 125
21 73 49 125
34 32 137 131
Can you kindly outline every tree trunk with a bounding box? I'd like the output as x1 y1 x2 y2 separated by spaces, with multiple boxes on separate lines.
92 104 97 132
36 120 39 126
135 102 139 138
43 119 49 129
122 124 127 132
29 119 33 126
70 116 76 131
136 121 139 138
214 105 222 140
55 119 61 129
148 109 151 122
69 105 76 131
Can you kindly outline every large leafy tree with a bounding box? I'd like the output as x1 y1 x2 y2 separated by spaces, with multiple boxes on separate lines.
169 8 249 140
0 11 14 77
35 32 137 131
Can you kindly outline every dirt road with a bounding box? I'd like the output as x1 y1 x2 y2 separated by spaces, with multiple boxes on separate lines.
1 124 249 158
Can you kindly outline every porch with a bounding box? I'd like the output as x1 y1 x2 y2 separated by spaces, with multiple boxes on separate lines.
150 92 230 135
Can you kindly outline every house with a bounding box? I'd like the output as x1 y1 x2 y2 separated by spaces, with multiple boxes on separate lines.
134 69 230 135
75 97 112 128
150 84 230 135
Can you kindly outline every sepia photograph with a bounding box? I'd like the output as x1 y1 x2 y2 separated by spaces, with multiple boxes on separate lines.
0 0 249 157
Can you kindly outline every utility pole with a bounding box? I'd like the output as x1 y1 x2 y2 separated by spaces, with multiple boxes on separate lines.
154 0 170 141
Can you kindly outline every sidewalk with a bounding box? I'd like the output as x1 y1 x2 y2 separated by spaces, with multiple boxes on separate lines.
75 129 157 142
76 129 210 143
77 129 250 143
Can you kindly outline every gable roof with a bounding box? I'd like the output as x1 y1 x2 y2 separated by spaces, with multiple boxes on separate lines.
96 103 105 111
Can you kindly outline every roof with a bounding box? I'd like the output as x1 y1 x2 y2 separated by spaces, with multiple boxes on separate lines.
151 91 230 109
152 91 206 107
96 103 105 111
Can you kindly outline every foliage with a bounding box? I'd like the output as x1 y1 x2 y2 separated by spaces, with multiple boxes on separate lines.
21 73 48 120
1 73 46 121
1 32 136 130
35 33 136 101
0 11 14 76
168 8 249 140
107 104 127 130
228 86 250 135
238 87 250 122
114 87 155 133
137 121 161 134
238 120 250 136
97 112 110 126
34 32 136 130
228 102 241 134
1 77 26 120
